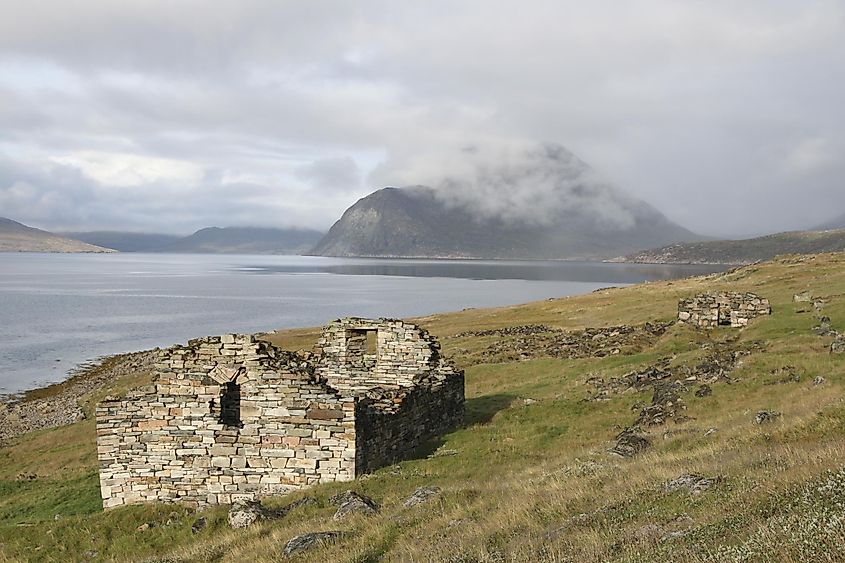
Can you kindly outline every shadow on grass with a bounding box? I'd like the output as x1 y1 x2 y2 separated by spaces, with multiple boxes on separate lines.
406 394 516 462
465 393 517 426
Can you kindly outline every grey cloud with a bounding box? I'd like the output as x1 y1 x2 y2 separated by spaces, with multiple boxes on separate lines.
0 1 843 236
296 157 362 193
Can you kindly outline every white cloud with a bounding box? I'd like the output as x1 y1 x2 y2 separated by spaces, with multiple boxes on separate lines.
51 151 204 188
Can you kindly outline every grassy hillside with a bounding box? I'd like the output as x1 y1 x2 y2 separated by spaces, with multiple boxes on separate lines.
624 229 845 265
2 253 845 561
0 217 114 253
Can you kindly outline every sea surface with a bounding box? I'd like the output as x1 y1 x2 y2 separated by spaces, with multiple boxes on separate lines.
0 253 727 394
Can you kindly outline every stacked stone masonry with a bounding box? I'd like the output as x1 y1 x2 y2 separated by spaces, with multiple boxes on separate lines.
677 292 771 328
96 318 464 509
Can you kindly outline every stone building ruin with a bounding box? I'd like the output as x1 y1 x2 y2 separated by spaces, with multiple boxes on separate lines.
677 292 771 328
95 318 464 509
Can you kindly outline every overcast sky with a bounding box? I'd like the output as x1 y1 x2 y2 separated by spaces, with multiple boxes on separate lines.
1 0 843 236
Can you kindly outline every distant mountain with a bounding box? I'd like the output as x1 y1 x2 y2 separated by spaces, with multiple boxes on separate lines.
814 213 845 231
0 217 114 253
312 186 700 260
60 231 182 252
150 227 324 254
312 143 702 260
622 229 845 265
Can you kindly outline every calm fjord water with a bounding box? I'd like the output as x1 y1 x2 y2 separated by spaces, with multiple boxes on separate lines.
0 253 726 394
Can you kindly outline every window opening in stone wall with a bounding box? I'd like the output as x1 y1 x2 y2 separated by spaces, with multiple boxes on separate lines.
347 328 378 369
220 382 242 427
717 304 732 326
365 330 377 355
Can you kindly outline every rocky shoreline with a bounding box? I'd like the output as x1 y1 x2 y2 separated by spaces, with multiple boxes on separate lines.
0 350 158 445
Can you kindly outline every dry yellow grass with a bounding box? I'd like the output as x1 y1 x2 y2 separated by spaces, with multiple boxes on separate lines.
2 253 845 561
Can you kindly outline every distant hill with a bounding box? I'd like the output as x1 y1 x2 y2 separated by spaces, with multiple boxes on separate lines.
151 227 324 254
312 186 700 260
0 217 114 253
622 229 845 265
60 232 182 252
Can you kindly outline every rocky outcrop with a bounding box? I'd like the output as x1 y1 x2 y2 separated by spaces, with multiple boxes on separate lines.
330 491 378 520
404 486 442 507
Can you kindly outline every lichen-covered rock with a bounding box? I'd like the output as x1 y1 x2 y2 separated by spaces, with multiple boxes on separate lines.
330 491 378 520
664 474 719 495
404 486 442 507
228 500 271 529
608 429 651 458
283 531 344 557
755 410 781 424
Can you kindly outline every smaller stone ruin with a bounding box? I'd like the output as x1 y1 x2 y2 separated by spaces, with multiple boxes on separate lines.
95 318 463 509
677 292 771 328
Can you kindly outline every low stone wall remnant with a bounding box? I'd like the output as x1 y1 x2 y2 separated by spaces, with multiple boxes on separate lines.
677 292 771 328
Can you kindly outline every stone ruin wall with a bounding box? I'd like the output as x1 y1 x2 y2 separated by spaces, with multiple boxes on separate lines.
96 335 356 509
316 318 444 391
315 319 465 474
677 292 771 328
96 319 464 510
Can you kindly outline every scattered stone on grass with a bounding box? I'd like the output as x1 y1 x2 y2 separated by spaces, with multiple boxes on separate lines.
813 316 835 336
831 338 845 354
330 491 378 520
608 428 652 458
283 531 344 557
227 500 283 529
794 291 813 303
813 376 826 386
754 410 781 425
404 486 442 507
427 448 459 459
191 517 206 534
664 473 719 495
695 385 712 397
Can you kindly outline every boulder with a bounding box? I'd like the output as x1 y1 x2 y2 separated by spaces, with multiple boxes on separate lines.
608 428 651 458
831 338 845 354
330 491 378 520
228 500 274 529
283 531 344 557
404 486 442 507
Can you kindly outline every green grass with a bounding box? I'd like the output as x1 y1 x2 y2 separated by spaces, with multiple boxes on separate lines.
3 252 845 561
